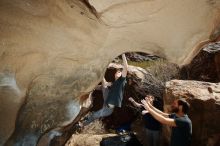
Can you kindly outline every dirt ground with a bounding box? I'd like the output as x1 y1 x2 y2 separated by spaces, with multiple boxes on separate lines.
65 118 148 146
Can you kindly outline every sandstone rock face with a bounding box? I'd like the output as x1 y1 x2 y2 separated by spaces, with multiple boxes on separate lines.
165 80 220 146
0 0 220 145
181 41 220 82
0 72 24 145
118 52 159 62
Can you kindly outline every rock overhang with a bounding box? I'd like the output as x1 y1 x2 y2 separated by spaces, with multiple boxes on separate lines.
1 0 220 145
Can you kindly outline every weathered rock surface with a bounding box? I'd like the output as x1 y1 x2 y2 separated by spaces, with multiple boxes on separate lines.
0 0 220 145
164 80 220 146
116 52 160 62
181 41 220 82
0 72 24 145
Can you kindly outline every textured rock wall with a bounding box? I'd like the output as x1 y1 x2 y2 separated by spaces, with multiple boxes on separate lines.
164 80 220 146
180 41 220 82
0 0 220 145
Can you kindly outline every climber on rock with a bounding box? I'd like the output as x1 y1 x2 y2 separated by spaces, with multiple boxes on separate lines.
78 54 128 127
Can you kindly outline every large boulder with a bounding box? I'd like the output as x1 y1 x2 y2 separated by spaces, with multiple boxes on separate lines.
164 80 220 146
181 41 220 82
0 0 220 145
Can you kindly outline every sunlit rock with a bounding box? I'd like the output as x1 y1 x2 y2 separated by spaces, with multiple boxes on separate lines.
164 80 220 146
0 0 220 145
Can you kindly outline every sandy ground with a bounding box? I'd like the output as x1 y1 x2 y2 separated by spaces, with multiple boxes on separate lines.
65 118 148 146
